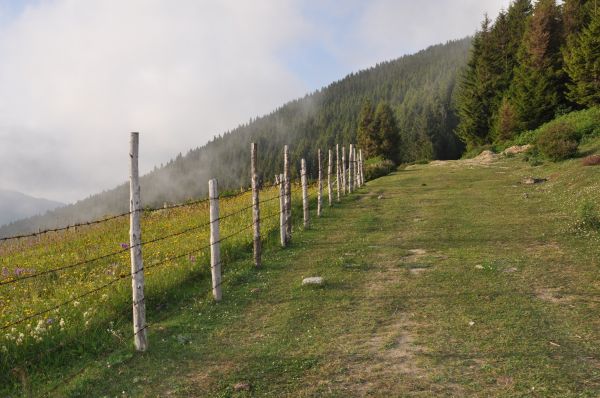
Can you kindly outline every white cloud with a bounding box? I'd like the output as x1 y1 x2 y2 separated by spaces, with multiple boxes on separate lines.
349 0 510 68
0 0 308 202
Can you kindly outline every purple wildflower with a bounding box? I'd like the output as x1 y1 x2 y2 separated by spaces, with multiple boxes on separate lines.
120 243 129 249
46 318 54 324
189 255 196 263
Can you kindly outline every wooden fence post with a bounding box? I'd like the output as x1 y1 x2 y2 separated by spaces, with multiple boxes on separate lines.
317 149 323 217
354 146 359 188
336 144 341 202
348 144 354 193
284 145 291 242
301 158 309 228
129 132 147 352
251 143 261 268
328 149 333 207
279 173 286 248
359 149 365 186
209 178 222 301
341 146 347 195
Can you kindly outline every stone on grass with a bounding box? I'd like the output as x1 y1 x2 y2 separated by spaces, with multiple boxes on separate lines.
302 277 323 285
522 177 547 185
233 382 251 392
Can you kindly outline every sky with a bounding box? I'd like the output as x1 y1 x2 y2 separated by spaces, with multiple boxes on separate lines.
0 0 509 204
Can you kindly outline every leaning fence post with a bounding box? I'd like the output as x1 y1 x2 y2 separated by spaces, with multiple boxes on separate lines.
209 178 222 301
336 144 341 202
129 132 147 352
341 146 347 195
284 145 291 242
251 143 261 268
301 158 309 228
317 149 323 217
279 173 286 247
328 149 333 207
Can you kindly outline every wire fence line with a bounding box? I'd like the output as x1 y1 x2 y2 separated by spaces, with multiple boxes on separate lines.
1 139 366 396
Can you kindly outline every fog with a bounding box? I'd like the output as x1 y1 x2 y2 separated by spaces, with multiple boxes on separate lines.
0 0 508 204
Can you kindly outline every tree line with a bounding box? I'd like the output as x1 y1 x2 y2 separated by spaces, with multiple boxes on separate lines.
455 0 599 149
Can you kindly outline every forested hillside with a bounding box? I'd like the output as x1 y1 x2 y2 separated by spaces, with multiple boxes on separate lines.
0 38 471 237
456 0 599 148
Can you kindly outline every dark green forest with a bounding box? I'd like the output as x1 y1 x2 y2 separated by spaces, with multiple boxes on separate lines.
0 37 472 236
456 0 599 148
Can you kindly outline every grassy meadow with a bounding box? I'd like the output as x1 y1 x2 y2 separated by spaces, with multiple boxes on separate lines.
3 137 600 396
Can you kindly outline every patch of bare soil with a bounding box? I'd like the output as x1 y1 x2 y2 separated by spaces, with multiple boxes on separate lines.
535 287 575 304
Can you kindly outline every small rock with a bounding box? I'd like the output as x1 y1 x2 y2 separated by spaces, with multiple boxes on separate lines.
302 277 323 285
475 264 484 269
504 267 518 273
250 288 260 293
377 195 383 200
468 321 475 326
502 144 532 155
522 193 529 199
522 177 547 185
233 382 251 392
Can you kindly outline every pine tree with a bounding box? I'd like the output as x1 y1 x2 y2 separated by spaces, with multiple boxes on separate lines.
493 97 521 141
356 99 379 158
372 102 400 163
564 8 600 107
510 0 565 131
455 16 496 148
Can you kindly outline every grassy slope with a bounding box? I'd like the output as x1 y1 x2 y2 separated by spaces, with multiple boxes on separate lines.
10 139 600 397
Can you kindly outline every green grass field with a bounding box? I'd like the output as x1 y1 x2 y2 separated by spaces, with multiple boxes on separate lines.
3 138 600 396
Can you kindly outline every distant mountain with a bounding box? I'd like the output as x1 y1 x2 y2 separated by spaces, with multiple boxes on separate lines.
0 189 64 227
0 37 471 238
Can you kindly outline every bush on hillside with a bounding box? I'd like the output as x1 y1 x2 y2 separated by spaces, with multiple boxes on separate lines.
536 122 580 161
364 156 395 181
511 107 600 146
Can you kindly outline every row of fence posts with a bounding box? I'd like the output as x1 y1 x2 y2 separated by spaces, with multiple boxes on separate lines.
127 132 365 351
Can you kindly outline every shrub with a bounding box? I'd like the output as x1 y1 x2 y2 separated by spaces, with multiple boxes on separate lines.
536 122 580 161
364 156 395 181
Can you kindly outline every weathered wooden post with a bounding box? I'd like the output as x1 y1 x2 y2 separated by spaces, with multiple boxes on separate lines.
129 132 147 352
284 145 291 242
301 158 309 228
359 149 365 186
328 149 333 206
348 144 354 193
279 173 286 247
251 143 261 268
341 146 347 195
335 144 341 202
317 149 323 217
209 178 222 301
354 146 359 188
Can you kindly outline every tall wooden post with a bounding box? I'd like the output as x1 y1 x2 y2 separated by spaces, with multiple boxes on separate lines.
209 179 222 301
279 173 286 248
341 146 347 195
284 145 291 242
335 144 341 202
129 132 147 352
348 144 354 193
301 158 309 228
317 149 323 217
328 149 333 206
251 143 261 268
359 149 365 186
354 146 359 188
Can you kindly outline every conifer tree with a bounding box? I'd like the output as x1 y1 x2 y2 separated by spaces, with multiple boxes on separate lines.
372 102 400 163
564 8 600 106
510 0 565 130
357 99 378 158
493 97 521 140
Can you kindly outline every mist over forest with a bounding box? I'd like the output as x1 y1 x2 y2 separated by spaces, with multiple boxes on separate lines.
0 37 471 237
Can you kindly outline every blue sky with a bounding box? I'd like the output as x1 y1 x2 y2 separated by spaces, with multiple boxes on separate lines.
0 0 509 202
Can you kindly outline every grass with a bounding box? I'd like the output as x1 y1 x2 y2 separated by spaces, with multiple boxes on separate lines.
4 136 600 396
